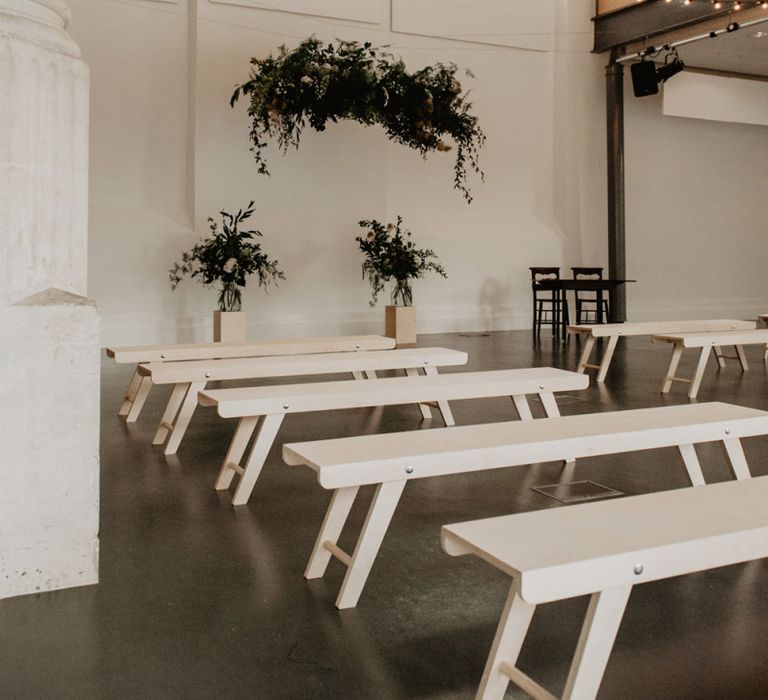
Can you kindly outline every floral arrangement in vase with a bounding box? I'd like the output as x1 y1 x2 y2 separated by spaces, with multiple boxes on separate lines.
230 37 485 202
356 216 446 307
169 201 285 312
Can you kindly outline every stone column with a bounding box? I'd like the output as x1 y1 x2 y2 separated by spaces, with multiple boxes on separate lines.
0 0 99 598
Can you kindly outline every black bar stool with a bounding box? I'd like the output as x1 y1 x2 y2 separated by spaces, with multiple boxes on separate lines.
571 267 609 324
530 267 567 336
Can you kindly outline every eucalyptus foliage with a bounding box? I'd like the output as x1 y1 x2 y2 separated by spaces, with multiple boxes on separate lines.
169 202 285 312
231 37 485 202
356 217 446 307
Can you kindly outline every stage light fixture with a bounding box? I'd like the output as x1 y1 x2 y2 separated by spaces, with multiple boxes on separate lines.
656 49 685 83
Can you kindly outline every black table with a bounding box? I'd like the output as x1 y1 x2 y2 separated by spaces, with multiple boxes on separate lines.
533 279 634 340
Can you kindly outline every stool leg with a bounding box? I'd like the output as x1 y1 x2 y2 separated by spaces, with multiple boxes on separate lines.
562 585 632 700
476 581 536 700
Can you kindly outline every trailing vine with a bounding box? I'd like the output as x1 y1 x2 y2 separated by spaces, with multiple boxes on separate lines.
231 37 485 202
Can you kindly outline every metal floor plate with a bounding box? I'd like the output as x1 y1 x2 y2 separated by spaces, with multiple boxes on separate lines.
531 480 624 504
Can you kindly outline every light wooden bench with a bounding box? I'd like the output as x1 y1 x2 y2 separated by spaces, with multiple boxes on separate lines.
654 328 768 399
442 475 768 700
282 401 766 609
201 367 588 507
568 319 755 382
106 334 395 421
139 347 467 455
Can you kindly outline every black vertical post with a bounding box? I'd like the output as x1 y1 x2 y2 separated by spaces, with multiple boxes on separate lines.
605 58 626 322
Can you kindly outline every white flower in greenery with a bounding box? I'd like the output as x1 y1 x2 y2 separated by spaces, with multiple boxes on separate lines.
223 257 238 273
300 75 314 86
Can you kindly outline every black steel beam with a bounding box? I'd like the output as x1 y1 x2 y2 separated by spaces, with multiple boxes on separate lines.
594 1 730 53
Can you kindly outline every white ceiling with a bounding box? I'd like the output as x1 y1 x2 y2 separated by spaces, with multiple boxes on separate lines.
674 19 768 77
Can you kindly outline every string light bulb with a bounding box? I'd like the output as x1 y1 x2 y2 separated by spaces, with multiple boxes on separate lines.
734 1 742 8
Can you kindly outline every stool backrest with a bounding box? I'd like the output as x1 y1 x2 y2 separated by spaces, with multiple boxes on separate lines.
530 267 560 283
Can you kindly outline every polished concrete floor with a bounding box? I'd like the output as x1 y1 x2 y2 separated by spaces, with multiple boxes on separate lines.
2 330 768 699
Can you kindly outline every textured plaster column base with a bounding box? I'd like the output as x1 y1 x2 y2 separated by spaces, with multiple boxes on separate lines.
0 537 99 598
0 289 99 600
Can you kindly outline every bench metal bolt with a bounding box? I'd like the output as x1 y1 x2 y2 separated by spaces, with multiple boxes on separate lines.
725 428 731 435
355 344 360 349
283 404 289 410
161 353 166 359
539 384 544 390
205 373 211 378
633 563 644 575
405 465 414 474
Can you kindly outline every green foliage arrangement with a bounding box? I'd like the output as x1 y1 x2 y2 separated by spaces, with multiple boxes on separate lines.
356 216 446 307
230 37 485 202
169 202 285 312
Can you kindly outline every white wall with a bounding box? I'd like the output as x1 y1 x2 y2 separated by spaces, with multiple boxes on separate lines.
624 73 768 320
66 0 768 346
67 0 612 345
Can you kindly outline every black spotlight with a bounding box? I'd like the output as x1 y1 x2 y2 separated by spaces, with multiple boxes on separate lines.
631 60 659 97
656 53 685 83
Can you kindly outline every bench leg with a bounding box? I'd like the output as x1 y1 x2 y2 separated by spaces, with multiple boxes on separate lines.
678 443 705 486
539 392 575 468
152 382 189 445
364 369 377 380
713 345 726 369
335 480 407 609
511 395 532 420
163 381 206 455
305 486 360 579
688 346 711 399
405 368 433 420
722 438 752 480
476 581 536 700
538 392 559 418
214 416 259 490
118 367 142 417
125 376 153 423
576 334 595 374
764 343 768 362
596 335 619 383
351 371 364 380
661 343 684 394
230 412 285 506
424 365 455 426
562 585 632 700
735 344 749 371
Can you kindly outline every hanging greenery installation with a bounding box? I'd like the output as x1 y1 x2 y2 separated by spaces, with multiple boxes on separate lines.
230 37 485 202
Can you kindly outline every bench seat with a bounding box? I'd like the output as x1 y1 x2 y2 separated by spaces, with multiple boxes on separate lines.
282 401 766 609
138 347 467 454
654 328 768 399
441 475 768 699
200 367 588 506
107 334 395 421
567 319 755 382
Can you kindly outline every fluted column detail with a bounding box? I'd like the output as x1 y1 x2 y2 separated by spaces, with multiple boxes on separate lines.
0 0 98 600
